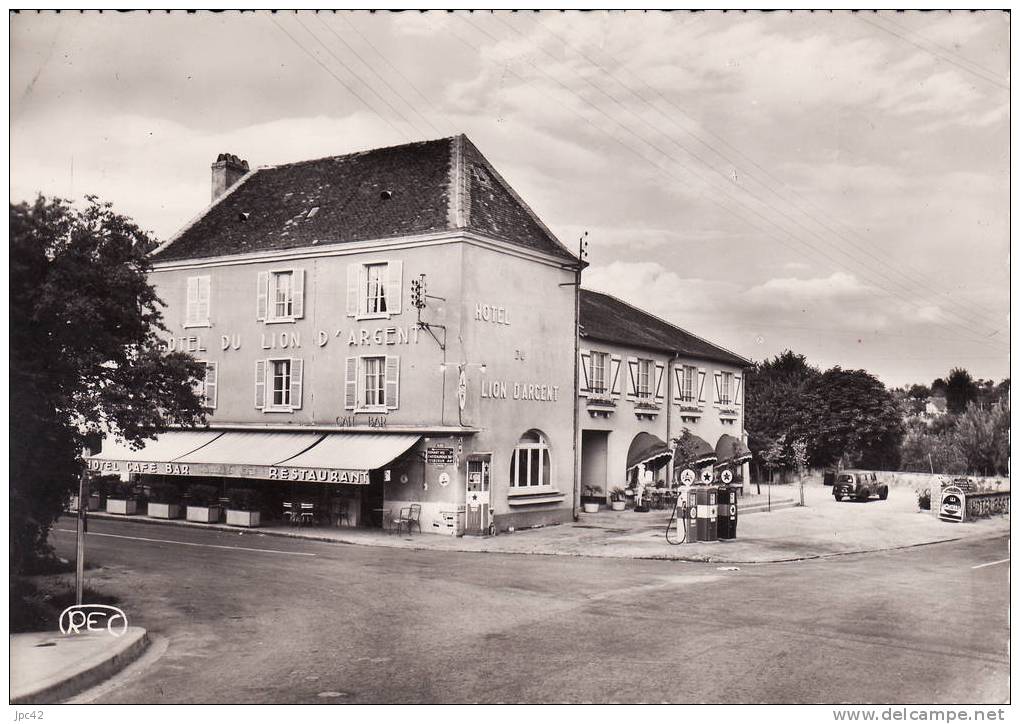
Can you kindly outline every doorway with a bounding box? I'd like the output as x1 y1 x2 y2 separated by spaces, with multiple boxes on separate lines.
465 455 491 535
581 430 610 499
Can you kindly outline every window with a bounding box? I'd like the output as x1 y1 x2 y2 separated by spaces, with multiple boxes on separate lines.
272 271 293 319
637 359 654 399
509 430 552 489
257 268 305 322
362 356 385 408
344 355 400 412
199 361 218 410
681 365 697 402
365 264 388 315
347 261 402 319
720 371 734 405
271 359 292 407
590 352 608 394
185 276 211 328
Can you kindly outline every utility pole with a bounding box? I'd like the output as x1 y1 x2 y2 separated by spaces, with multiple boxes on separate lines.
75 463 89 606
563 232 588 521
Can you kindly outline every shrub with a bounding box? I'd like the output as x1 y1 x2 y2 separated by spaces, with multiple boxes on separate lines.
917 489 931 511
187 484 220 507
148 482 181 505
610 486 627 502
227 488 260 512
105 480 136 500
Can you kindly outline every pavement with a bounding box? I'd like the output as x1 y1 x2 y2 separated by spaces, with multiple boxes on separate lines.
10 627 149 704
82 482 1008 563
43 519 1010 703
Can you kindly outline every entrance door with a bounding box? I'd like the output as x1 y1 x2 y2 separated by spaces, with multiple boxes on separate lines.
465 456 491 535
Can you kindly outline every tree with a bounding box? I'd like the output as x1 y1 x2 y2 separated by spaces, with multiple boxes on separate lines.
744 351 820 477
10 195 207 573
798 367 904 469
953 400 1010 476
931 378 948 397
945 368 978 414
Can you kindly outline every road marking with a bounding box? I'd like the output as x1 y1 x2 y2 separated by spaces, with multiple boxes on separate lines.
54 529 316 556
972 558 1009 569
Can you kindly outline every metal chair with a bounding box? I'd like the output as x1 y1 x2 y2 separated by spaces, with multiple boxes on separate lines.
299 502 317 526
282 501 297 525
336 501 351 527
390 507 410 535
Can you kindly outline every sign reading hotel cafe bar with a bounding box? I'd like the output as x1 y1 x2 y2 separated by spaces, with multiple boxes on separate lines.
87 458 370 485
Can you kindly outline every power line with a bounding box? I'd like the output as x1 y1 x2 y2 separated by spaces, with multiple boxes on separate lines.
268 13 407 142
314 13 445 138
878 11 1009 83
510 11 1007 337
460 14 1007 351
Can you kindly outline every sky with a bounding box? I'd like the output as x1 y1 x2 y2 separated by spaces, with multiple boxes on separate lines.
10 10 1011 388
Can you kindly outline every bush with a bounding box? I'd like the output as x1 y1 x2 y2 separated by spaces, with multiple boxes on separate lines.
148 482 181 505
105 480 136 500
917 489 931 511
610 486 627 502
187 484 220 507
227 488 260 512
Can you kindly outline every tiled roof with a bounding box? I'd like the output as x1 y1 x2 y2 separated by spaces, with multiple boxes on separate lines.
579 289 750 367
153 135 577 263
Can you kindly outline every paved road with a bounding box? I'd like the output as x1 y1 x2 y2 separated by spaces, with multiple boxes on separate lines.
50 519 1009 704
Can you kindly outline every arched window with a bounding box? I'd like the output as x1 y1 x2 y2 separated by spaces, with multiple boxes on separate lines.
509 430 551 489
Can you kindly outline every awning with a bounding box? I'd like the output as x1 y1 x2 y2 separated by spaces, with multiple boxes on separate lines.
86 430 421 485
715 434 752 467
673 434 717 467
87 431 222 473
279 433 420 471
626 432 672 472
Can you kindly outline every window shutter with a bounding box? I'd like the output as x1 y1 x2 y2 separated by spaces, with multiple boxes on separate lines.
204 361 218 410
344 356 357 410
290 358 303 410
256 272 269 322
346 264 359 318
734 374 742 406
610 355 622 398
697 368 707 406
673 367 683 404
654 362 666 401
626 357 638 401
713 371 723 406
186 277 200 325
579 351 591 395
385 260 403 316
291 269 305 319
198 276 211 324
384 355 400 409
254 359 266 409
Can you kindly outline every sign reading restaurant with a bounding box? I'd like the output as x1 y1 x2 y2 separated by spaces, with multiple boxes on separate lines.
88 458 370 484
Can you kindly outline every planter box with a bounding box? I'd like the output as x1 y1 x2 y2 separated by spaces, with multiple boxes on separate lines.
106 499 138 515
147 502 181 519
226 509 261 528
186 505 221 523
582 502 600 514
611 501 626 511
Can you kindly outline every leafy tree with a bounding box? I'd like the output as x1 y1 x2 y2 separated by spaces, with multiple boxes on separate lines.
931 378 948 397
798 367 903 469
899 421 966 474
907 384 931 400
744 350 820 470
953 400 1010 476
10 195 207 573
945 368 978 414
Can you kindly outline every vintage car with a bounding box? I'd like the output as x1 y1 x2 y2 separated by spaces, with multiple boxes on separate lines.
832 470 889 502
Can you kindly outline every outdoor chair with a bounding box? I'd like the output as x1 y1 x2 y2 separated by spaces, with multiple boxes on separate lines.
392 504 422 535
282 501 297 525
390 507 411 535
299 502 317 526
335 501 351 527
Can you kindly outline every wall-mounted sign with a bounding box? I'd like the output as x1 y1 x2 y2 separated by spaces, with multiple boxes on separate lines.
426 447 455 465
475 303 511 326
438 472 451 487
457 369 467 411
384 469 391 482
480 380 560 402
335 415 387 429
180 326 423 354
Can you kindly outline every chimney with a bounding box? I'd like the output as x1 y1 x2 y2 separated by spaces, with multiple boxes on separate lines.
211 153 249 201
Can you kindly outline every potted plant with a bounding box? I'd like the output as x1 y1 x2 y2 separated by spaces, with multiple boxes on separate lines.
582 485 602 514
609 486 627 512
186 483 221 523
105 481 138 515
147 482 182 519
225 488 261 528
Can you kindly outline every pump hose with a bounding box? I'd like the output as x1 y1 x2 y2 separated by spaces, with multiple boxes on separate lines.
665 499 688 545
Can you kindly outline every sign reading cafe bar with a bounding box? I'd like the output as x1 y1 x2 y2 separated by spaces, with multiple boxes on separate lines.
87 458 370 485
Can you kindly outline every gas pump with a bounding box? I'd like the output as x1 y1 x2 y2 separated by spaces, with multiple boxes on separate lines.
717 468 738 539
666 467 733 544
